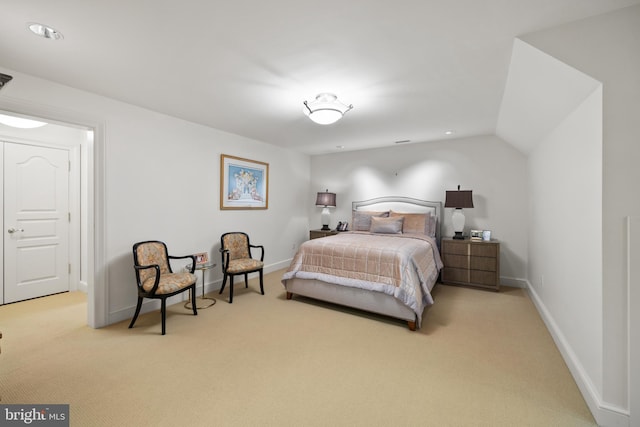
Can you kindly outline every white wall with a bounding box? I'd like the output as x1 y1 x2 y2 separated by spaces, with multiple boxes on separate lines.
523 5 640 422
527 87 603 408
0 67 311 326
310 134 528 282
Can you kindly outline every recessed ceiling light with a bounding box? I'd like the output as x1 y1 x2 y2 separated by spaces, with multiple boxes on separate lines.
27 22 64 40
336 145 345 149
444 130 455 135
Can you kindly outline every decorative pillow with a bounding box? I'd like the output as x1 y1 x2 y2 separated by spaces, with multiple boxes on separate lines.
427 214 437 238
369 216 404 234
352 210 389 231
390 211 432 235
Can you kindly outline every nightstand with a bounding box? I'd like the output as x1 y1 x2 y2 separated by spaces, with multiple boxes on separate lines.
441 238 500 291
309 229 338 240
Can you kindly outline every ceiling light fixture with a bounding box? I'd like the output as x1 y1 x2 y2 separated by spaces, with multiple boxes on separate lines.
27 22 64 40
0 73 13 90
0 113 48 129
303 93 353 125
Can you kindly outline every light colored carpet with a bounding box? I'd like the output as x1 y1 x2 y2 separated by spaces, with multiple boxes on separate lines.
0 269 596 426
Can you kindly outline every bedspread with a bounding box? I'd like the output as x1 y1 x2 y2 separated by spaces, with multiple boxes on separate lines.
281 232 443 324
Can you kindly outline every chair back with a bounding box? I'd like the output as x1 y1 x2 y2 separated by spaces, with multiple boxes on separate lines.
221 232 251 260
133 241 171 284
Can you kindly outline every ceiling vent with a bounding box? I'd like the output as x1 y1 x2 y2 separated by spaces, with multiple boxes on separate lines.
0 73 13 91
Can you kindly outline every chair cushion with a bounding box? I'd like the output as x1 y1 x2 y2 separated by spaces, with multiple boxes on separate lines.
142 272 197 295
226 258 264 274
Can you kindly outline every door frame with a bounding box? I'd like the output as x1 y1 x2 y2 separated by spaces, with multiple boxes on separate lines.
0 99 107 328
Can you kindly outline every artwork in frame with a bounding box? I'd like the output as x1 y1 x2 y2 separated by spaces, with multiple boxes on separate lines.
220 154 269 210
470 229 484 241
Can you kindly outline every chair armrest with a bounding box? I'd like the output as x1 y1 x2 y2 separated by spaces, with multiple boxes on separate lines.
168 254 197 273
219 248 230 271
249 244 265 261
134 264 161 295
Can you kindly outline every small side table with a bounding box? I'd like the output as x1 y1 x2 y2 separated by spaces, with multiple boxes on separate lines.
185 263 217 309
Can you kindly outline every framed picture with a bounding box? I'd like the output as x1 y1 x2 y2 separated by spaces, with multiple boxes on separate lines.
194 252 209 265
220 154 269 210
470 230 483 241
482 230 492 241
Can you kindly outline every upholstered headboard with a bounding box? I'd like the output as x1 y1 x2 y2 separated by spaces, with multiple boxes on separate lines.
352 196 442 245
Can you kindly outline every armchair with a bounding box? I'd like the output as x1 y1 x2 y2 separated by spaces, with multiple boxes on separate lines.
130 241 198 335
219 232 265 303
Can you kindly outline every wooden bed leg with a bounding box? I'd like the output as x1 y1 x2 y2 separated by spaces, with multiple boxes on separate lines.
407 321 416 331
286 292 293 300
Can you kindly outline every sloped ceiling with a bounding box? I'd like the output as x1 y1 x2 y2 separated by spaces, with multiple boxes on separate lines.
0 0 637 155
496 39 601 154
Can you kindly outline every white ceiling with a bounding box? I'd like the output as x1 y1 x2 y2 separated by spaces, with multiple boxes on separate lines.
0 0 637 155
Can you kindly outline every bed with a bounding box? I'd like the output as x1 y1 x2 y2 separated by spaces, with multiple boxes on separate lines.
281 196 443 330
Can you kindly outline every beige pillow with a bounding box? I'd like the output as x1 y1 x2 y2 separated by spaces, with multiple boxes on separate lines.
370 216 404 234
389 211 431 235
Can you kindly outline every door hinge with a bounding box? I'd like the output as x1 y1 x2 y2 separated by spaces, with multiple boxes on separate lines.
68 212 71 222
69 161 71 172
68 263 71 274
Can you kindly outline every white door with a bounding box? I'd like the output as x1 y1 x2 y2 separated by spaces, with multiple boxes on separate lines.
3 142 70 303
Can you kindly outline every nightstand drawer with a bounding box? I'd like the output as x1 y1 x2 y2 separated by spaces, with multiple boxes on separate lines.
442 267 469 283
470 270 498 286
470 256 497 272
442 253 468 269
442 242 469 255
471 244 497 258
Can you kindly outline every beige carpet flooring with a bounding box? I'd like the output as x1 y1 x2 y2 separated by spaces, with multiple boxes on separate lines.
0 269 596 426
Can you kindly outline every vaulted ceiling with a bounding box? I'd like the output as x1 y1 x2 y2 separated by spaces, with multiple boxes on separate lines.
0 0 637 154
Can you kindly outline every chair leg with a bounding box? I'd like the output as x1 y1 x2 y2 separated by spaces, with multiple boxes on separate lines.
161 298 167 335
190 285 198 316
129 296 144 329
229 275 234 303
244 273 249 288
259 269 264 295
219 274 227 294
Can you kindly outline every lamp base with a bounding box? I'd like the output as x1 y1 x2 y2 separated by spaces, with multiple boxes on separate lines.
452 231 465 240
320 225 331 231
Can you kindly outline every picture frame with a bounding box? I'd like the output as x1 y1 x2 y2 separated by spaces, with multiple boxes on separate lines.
482 230 492 241
470 229 483 241
220 154 269 210
194 252 209 265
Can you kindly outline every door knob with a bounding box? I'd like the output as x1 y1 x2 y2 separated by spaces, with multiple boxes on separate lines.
7 228 24 234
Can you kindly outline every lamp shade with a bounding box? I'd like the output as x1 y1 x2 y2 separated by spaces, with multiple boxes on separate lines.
444 189 474 209
315 191 336 207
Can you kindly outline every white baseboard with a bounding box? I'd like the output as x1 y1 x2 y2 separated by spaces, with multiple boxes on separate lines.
500 276 527 288
525 281 629 427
